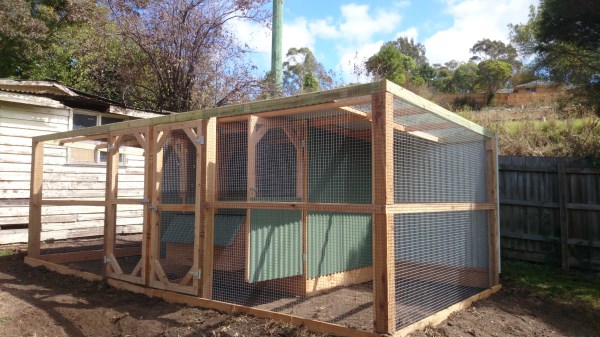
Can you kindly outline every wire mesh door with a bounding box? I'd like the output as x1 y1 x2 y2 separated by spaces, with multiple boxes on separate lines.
104 127 150 285
149 121 204 295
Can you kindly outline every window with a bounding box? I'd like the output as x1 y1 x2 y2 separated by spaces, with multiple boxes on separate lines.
68 111 127 164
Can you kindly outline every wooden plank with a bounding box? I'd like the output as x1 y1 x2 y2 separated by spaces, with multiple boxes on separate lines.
41 246 140 264
487 138 500 286
201 118 217 298
305 266 373 294
384 80 495 138
33 82 384 143
28 140 44 258
24 256 103 282
207 201 382 213
157 204 195 212
386 203 495 214
219 97 372 123
105 134 119 276
41 199 106 206
393 285 502 337
149 129 164 285
558 163 569 271
371 91 395 334
141 126 153 285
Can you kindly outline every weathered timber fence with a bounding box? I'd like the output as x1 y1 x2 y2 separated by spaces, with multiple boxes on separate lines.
499 156 600 271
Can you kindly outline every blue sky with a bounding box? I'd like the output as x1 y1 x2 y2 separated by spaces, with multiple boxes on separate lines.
231 0 538 82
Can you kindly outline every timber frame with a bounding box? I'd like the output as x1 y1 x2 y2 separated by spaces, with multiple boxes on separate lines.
26 80 501 337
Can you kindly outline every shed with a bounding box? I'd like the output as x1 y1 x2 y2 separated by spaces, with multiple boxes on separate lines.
0 79 165 244
25 80 500 337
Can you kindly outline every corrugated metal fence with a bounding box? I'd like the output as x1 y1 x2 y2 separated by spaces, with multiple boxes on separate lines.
499 156 600 271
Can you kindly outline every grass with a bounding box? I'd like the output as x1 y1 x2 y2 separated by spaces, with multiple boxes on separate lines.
0 248 16 257
501 259 600 309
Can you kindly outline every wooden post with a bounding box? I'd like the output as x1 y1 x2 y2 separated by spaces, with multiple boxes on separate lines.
558 162 569 271
142 127 154 285
105 134 120 276
486 137 500 286
201 118 217 298
371 90 395 334
149 130 166 284
28 141 44 258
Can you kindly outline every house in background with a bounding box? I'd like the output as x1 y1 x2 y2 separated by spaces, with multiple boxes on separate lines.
513 80 560 94
0 79 166 244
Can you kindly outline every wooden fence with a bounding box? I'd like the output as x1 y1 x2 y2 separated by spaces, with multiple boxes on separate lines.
499 156 600 271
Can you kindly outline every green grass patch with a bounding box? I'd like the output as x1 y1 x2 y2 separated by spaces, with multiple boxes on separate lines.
0 316 10 325
502 260 600 309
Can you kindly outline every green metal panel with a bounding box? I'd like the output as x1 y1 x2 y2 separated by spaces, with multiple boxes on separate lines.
308 127 371 204
307 212 372 278
249 209 302 283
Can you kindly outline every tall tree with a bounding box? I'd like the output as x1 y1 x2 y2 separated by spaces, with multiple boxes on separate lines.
107 0 268 112
478 60 512 103
470 38 520 68
451 62 479 93
0 0 97 77
389 37 428 66
282 47 333 95
510 2 600 111
365 43 417 85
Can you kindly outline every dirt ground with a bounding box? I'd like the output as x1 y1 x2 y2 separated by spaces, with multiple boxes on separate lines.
1 251 598 337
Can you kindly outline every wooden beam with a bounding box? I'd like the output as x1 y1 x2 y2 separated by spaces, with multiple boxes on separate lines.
141 126 152 285
201 117 217 298
392 123 440 143
157 204 195 212
28 141 44 258
386 203 496 214
384 81 495 138
41 199 106 206
219 96 371 123
371 91 396 334
393 285 502 337
338 106 370 118
104 133 120 276
33 82 384 143
24 256 103 282
57 133 108 145
206 201 383 214
40 246 140 264
305 266 373 294
486 138 500 285
149 128 164 285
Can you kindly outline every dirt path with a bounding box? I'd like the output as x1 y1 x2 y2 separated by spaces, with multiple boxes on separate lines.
1 251 598 337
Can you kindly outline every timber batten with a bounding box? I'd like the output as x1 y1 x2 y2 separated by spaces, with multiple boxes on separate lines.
26 79 499 337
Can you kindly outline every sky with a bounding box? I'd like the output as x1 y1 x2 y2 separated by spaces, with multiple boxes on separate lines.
230 0 539 83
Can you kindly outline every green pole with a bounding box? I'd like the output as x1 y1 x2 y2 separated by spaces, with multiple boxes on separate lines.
271 0 283 97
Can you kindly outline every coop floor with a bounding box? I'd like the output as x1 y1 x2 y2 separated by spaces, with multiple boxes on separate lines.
37 239 487 332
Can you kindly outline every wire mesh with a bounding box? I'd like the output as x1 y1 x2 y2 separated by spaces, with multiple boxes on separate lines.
393 211 489 329
152 127 200 289
212 109 374 331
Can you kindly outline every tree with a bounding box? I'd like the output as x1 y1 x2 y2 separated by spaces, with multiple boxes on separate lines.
0 0 97 77
510 2 600 111
389 37 428 66
282 47 333 95
107 0 268 112
477 60 512 103
365 43 417 85
451 62 479 93
470 38 520 68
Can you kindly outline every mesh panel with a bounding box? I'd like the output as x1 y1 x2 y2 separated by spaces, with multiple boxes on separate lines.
161 130 197 204
212 110 374 331
393 211 489 328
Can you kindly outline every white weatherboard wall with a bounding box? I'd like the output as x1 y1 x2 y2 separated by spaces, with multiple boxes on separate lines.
0 95 145 244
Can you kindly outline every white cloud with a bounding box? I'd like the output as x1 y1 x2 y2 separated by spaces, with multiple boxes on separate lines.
396 27 418 41
424 0 538 64
338 4 402 43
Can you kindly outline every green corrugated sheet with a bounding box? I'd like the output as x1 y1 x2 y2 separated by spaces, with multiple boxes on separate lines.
249 209 302 283
308 127 371 204
160 213 244 247
307 212 372 278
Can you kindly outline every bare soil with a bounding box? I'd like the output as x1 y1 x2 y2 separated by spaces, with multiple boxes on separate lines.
1 250 598 337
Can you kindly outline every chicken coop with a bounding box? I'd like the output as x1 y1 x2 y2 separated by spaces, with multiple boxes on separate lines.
26 80 500 337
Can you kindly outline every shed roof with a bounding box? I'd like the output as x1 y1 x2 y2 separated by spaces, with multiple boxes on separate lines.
0 79 167 118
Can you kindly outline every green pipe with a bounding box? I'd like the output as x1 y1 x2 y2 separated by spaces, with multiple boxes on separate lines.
271 0 283 97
